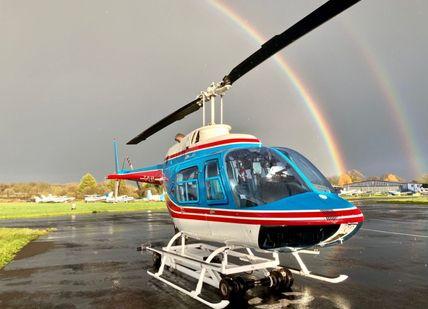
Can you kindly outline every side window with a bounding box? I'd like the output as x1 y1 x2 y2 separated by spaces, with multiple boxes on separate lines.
176 166 199 203
205 160 226 202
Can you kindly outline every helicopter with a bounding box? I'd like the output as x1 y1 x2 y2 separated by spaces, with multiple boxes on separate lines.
107 0 364 307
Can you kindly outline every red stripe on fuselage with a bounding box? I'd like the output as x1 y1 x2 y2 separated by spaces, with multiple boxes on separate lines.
170 212 361 226
167 200 361 218
165 138 261 161
166 200 364 226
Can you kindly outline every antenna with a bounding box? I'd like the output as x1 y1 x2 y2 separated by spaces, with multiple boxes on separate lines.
210 96 215 125
202 94 206 126
220 95 224 124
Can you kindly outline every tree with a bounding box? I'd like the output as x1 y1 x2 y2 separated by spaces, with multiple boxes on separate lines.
347 169 365 182
327 176 339 186
382 173 401 182
78 173 97 197
417 173 428 184
338 173 352 186
3 188 15 198
366 176 381 181
101 180 139 197
65 183 79 197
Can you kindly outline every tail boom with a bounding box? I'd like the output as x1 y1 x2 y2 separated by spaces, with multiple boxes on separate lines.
107 165 164 185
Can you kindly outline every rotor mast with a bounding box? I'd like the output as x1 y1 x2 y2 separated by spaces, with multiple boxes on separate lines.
199 82 231 126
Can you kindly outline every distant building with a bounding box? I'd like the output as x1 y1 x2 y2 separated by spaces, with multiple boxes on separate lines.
344 180 422 194
402 182 423 193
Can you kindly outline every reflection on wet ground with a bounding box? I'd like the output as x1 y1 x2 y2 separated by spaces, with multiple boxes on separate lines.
0 204 427 308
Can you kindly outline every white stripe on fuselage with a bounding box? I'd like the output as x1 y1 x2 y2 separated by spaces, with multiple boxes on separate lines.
119 168 161 175
171 203 357 213
165 141 261 161
168 206 363 221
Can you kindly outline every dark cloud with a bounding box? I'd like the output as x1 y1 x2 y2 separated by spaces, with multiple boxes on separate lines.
0 0 426 182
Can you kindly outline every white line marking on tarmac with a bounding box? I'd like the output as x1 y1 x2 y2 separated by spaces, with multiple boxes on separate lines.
360 205 428 209
362 228 428 238
369 218 415 224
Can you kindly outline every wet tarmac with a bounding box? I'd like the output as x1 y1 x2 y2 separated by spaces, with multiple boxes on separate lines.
0 203 427 308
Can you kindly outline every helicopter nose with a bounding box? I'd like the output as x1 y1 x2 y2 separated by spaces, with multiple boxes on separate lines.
356 207 364 221
342 199 364 224
322 193 364 225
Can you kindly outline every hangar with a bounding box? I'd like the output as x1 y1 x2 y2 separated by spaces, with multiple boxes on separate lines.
344 180 422 194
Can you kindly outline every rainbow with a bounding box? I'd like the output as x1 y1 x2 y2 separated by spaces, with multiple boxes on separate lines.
208 0 347 176
344 23 425 176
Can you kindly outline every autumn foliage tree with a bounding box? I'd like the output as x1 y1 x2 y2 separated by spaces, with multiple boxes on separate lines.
382 173 401 182
0 176 158 201
338 173 352 186
417 174 428 184
78 173 97 197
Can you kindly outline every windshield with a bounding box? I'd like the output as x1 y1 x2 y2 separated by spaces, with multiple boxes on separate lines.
277 148 334 193
225 147 309 208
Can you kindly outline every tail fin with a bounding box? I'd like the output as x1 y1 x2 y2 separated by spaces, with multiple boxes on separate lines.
113 140 120 174
107 141 164 185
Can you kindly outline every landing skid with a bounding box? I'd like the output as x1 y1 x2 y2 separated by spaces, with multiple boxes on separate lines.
139 232 347 308
287 251 348 283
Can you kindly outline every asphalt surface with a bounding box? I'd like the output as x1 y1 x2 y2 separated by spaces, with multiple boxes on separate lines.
0 203 427 308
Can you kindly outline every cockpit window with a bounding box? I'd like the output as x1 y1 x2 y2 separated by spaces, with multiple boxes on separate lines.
277 148 334 193
225 147 309 208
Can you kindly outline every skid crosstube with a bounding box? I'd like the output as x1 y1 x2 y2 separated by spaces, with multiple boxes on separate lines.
141 232 347 308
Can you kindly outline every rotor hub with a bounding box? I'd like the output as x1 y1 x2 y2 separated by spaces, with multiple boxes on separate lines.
197 82 232 104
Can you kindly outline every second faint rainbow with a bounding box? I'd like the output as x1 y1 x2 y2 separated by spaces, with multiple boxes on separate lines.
208 0 347 176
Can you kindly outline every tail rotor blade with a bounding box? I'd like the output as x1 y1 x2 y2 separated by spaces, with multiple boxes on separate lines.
126 156 143 191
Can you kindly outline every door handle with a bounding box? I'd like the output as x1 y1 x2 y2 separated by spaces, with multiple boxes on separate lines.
209 209 215 214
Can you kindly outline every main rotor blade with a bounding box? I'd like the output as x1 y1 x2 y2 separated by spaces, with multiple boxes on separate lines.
222 0 361 85
127 0 361 144
127 98 201 144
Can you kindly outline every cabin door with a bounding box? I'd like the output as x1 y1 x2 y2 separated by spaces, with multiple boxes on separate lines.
203 159 230 239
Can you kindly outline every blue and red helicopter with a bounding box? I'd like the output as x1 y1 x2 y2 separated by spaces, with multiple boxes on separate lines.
106 0 364 307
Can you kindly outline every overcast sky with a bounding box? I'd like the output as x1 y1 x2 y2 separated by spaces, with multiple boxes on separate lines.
0 0 427 183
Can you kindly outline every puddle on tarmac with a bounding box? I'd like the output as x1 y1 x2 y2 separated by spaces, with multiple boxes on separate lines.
0 261 126 279
247 290 314 308
14 241 55 260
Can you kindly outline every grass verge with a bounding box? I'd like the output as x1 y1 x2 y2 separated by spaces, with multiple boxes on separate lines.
0 228 51 269
373 197 428 204
344 196 428 204
0 201 167 220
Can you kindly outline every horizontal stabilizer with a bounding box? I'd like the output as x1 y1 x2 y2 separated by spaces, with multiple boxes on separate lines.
107 164 164 185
